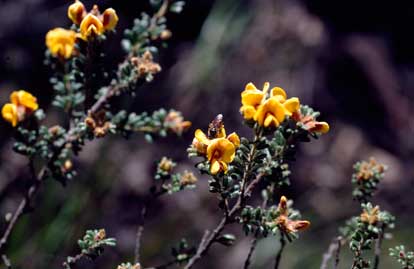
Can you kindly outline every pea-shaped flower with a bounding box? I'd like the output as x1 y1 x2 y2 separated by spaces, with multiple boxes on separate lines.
207 138 237 175
46 28 77 59
240 82 266 120
80 13 104 40
68 0 86 25
2 90 39 126
102 8 119 31
267 196 310 234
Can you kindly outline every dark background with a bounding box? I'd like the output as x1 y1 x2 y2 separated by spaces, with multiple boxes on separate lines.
0 0 413 268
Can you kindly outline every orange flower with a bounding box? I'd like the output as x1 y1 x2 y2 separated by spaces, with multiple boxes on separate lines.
292 110 329 134
68 0 86 25
80 13 104 40
360 205 380 225
2 90 39 126
269 196 310 234
45 28 77 59
102 8 119 31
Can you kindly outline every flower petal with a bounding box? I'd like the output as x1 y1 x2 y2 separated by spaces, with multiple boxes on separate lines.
245 82 257 91
227 132 240 147
240 105 256 120
314 122 330 134
283 97 300 115
210 160 221 175
195 129 210 145
271 87 287 100
2 103 18 127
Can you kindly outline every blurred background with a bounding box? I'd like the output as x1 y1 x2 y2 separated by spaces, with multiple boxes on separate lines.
0 0 414 268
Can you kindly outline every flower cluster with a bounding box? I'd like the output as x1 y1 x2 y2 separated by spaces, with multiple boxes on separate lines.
360 205 380 225
154 156 197 194
45 0 119 59
352 158 386 202
1 90 39 127
190 114 240 175
240 82 300 128
68 0 119 40
355 158 385 181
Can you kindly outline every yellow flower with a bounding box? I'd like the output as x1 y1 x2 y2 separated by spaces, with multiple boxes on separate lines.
68 0 86 25
11 90 39 111
80 13 104 40
46 28 77 59
240 82 300 126
207 138 236 175
102 8 119 31
227 132 240 147
2 90 39 126
192 129 239 156
240 82 266 120
254 97 287 127
2 103 19 127
191 115 239 174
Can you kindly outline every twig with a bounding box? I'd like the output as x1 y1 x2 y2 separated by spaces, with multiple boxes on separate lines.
2 254 12 268
373 227 384 269
134 203 147 263
135 189 166 263
244 237 258 269
244 189 270 269
184 173 264 269
0 167 46 254
62 253 85 269
320 236 342 269
334 237 342 269
350 239 364 269
274 232 286 269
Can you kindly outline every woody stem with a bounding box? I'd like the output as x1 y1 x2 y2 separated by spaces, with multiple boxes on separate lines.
274 232 286 269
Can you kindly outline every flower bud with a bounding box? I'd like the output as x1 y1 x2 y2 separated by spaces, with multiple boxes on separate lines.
68 0 86 25
102 8 119 31
79 13 104 40
160 29 172 40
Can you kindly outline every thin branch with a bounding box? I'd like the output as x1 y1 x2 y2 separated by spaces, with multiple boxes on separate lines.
244 237 258 269
334 237 342 269
320 236 342 269
244 189 270 269
0 167 46 254
134 203 147 263
274 233 286 269
135 188 166 263
62 253 85 269
2 254 12 269
184 173 264 269
373 227 384 269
